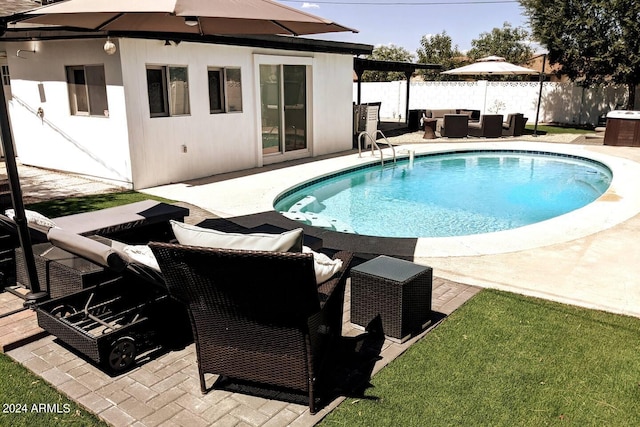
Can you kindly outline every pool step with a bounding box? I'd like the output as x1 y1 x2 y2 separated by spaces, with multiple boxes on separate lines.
288 195 322 213
281 210 355 233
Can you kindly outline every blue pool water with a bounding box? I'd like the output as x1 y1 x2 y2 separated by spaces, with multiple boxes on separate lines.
274 151 612 238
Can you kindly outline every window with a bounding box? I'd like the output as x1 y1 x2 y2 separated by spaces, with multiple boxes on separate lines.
66 65 109 116
146 65 190 117
207 67 242 114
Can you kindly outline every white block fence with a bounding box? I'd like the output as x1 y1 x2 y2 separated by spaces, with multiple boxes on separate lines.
354 80 639 126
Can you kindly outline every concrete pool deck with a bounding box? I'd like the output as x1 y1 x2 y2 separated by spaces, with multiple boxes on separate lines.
142 136 640 319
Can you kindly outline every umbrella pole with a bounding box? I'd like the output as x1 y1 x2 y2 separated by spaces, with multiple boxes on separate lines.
483 81 488 114
0 83 46 303
533 54 547 137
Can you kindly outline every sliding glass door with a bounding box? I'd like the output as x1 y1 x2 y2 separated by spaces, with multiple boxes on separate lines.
260 64 307 156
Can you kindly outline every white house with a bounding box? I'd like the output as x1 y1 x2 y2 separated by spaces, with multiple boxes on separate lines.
0 31 371 189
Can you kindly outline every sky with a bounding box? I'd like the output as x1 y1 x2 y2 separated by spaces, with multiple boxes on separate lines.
280 0 537 56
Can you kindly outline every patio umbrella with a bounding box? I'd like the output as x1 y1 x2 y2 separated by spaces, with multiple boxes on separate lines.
441 55 540 127
16 0 358 36
1 0 356 300
441 55 539 76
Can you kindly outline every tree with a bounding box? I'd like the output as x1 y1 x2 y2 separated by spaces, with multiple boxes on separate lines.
520 0 640 109
416 31 466 80
467 22 534 65
361 44 414 82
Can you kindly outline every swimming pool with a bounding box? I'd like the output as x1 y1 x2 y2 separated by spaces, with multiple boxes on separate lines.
274 150 612 238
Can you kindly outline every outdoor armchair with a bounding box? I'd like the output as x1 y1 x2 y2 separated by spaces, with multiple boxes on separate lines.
502 113 526 136
149 242 353 414
468 114 503 138
440 114 469 138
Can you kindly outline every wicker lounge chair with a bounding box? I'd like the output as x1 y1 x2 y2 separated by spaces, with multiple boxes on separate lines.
468 114 503 138
149 242 353 414
34 228 190 372
0 200 188 290
440 114 469 138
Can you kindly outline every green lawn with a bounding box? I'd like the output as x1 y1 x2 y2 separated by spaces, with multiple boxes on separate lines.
0 353 108 427
525 124 594 135
322 289 640 427
25 190 174 217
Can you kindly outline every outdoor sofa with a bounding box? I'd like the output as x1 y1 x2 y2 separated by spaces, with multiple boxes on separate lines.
425 108 480 133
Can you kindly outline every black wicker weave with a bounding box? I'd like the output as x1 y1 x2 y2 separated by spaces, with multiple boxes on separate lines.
15 243 119 298
149 242 352 414
351 255 433 343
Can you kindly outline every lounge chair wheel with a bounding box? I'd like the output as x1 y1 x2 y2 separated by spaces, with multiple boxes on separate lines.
107 336 137 372
50 304 77 318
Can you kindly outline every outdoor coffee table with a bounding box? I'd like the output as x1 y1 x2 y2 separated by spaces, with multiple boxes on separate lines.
423 118 438 139
350 255 433 343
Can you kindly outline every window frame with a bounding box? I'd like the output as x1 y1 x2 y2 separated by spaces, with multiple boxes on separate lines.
65 64 109 117
146 64 191 118
207 66 243 114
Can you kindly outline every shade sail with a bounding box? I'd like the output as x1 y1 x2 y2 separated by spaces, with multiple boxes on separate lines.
18 0 358 36
442 56 538 76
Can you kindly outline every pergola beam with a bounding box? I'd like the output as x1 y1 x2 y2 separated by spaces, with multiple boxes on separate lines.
353 58 441 124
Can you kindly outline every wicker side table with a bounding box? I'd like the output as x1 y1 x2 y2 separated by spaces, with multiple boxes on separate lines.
350 255 433 343
16 243 119 299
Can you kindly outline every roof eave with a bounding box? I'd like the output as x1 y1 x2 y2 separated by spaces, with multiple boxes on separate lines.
0 26 374 56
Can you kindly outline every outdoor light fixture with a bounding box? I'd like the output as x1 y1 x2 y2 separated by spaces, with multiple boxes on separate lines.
184 16 199 27
16 49 36 58
104 37 116 55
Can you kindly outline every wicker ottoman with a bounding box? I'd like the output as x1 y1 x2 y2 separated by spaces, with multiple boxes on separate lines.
350 255 433 343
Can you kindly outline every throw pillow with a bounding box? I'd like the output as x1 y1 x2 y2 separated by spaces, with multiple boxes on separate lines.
122 245 161 272
170 220 303 252
302 246 343 284
5 209 57 229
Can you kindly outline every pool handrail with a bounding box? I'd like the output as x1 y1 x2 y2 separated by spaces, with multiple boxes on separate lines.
358 130 396 166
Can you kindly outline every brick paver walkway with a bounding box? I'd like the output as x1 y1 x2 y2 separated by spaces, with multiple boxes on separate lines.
6 277 478 426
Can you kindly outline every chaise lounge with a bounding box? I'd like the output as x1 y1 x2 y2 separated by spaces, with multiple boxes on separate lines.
0 200 188 291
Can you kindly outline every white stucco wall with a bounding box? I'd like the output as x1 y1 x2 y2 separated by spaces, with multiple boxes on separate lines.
310 53 354 156
3 37 355 190
119 39 355 189
5 39 133 186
